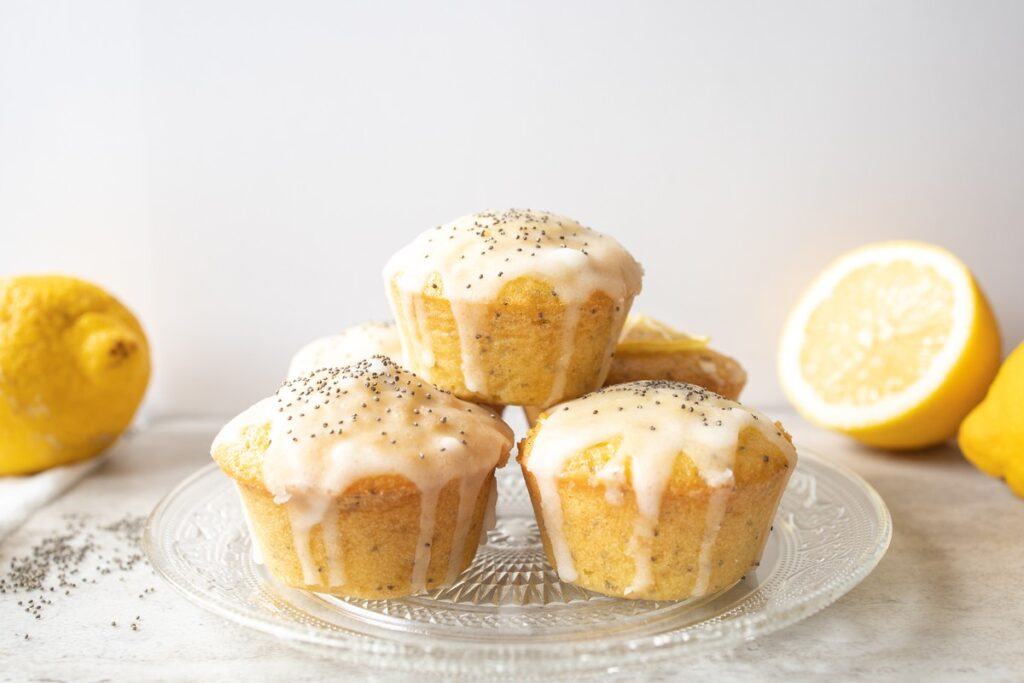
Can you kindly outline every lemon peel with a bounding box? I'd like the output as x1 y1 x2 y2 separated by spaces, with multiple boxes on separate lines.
959 342 1024 496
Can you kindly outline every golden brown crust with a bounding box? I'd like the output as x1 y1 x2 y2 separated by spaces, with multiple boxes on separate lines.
517 423 793 600
211 421 271 490
520 467 786 600
211 389 507 598
237 472 495 598
391 276 627 406
522 345 747 427
604 346 747 400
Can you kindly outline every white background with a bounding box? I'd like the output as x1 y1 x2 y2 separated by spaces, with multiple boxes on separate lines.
1 0 1022 418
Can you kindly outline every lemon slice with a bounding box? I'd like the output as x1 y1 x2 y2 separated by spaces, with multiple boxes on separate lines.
617 314 710 354
778 241 1001 449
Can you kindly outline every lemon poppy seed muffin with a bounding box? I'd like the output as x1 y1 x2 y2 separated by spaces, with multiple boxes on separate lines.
212 356 513 599
518 380 796 601
287 321 403 380
523 315 747 426
606 315 747 398
384 209 643 407
288 321 504 416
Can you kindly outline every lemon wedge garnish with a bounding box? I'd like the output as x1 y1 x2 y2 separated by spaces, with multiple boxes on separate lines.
778 241 1001 449
617 315 710 354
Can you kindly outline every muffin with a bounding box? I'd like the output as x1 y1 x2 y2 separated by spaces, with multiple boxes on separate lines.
211 356 514 599
383 209 643 407
523 315 746 426
287 321 403 379
606 315 747 397
518 380 796 601
523 314 747 425
288 321 504 416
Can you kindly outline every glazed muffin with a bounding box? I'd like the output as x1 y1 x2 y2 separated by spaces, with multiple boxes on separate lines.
288 321 504 416
287 321 403 379
212 356 513 599
523 315 747 426
519 380 796 601
605 315 747 397
383 209 643 407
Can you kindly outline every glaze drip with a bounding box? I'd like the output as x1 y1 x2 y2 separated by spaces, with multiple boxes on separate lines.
218 356 513 592
384 210 643 403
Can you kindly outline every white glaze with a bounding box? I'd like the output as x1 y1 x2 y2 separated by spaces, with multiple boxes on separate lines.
411 485 440 591
319 501 345 586
543 303 582 407
445 471 494 584
693 485 732 596
698 359 720 381
285 494 333 585
214 356 513 592
522 380 796 596
480 476 498 542
287 321 404 379
383 209 643 404
234 482 264 566
449 300 490 395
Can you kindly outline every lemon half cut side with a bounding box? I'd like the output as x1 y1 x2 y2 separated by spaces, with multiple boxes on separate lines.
778 241 1000 450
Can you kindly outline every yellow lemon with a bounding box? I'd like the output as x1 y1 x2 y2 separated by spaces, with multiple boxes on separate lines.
778 241 1000 450
0 275 150 475
959 342 1024 496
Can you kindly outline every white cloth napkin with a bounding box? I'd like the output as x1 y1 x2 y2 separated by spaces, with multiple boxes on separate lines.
0 455 106 542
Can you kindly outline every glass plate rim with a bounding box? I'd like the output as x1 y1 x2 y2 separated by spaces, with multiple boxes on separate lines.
144 445 892 671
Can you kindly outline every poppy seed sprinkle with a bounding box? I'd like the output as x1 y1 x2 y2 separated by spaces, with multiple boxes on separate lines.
0 513 156 635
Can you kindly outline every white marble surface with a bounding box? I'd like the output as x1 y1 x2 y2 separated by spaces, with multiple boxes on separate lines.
1 411 1022 682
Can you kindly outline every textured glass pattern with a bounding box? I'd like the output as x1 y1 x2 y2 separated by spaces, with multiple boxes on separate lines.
145 449 891 680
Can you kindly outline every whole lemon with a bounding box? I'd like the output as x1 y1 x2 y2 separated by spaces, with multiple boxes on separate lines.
959 342 1024 497
0 275 150 475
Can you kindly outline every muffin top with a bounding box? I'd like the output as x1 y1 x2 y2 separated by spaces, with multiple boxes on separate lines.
606 315 748 398
522 380 795 493
287 321 403 380
383 209 643 303
212 356 513 500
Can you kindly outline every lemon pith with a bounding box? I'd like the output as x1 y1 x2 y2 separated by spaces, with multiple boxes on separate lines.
0 275 150 475
779 241 1001 450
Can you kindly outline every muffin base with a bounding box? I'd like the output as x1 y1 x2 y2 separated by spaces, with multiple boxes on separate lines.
235 472 496 599
389 277 631 407
520 467 787 601
518 421 795 602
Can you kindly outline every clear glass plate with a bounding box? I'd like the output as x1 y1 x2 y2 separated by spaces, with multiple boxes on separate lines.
145 448 891 680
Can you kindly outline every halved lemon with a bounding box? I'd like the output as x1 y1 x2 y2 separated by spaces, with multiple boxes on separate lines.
778 241 1001 450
